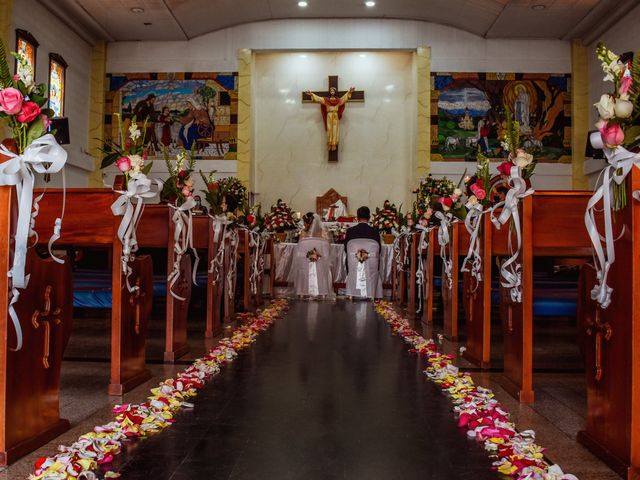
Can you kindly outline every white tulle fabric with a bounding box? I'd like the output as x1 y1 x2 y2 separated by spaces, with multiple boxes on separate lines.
345 238 383 299
292 237 333 297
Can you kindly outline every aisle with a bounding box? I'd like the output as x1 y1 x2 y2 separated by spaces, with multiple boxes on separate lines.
113 300 497 479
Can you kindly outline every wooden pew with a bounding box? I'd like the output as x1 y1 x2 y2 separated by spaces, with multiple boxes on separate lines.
0 182 74 464
455 191 594 403
576 168 640 479
35 187 154 395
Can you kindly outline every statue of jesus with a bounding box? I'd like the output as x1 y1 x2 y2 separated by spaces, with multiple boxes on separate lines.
305 86 355 151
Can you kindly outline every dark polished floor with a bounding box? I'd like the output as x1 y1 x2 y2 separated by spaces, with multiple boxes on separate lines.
108 300 499 480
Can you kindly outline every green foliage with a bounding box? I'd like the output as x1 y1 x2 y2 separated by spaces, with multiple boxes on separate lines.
0 38 12 88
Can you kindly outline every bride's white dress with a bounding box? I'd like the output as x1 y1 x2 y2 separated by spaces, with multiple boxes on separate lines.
292 215 333 297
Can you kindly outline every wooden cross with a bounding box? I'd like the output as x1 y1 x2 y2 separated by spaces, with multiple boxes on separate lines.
506 303 514 335
31 285 62 369
129 277 146 335
586 308 612 382
466 282 478 324
302 75 365 162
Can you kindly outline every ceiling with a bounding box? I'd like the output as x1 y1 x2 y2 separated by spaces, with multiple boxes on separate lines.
40 0 640 44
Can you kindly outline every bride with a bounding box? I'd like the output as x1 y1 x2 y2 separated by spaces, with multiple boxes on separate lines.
292 213 333 298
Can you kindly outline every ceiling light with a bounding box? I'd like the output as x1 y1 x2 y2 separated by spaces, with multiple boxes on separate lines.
359 53 367 58
531 4 546 10
130 7 144 13
365 1 376 6
298 1 308 6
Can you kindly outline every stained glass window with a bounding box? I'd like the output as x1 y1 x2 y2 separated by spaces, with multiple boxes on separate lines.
48 54 67 117
15 29 38 85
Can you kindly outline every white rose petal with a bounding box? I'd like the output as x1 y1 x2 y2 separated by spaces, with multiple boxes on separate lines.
614 98 634 118
595 94 615 120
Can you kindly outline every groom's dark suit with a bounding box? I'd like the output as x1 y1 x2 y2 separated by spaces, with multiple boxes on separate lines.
344 222 381 272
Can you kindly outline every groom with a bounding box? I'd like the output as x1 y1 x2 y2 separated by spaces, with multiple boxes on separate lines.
344 206 381 271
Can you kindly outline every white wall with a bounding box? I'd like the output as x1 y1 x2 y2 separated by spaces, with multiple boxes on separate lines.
253 51 415 212
106 19 574 196
12 0 94 187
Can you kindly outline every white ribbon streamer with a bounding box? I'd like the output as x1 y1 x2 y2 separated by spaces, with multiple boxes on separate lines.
356 260 367 296
435 211 453 291
414 225 431 313
308 261 319 296
208 214 229 286
226 229 239 300
584 131 640 308
167 197 200 301
111 174 161 292
0 134 67 351
461 203 486 291
490 165 534 303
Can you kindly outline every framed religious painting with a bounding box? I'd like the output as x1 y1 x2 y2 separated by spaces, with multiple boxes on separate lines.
15 29 39 85
48 53 67 118
430 72 571 163
105 72 238 160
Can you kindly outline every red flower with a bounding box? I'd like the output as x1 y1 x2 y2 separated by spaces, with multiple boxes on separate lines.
178 170 187 178
16 101 41 123
497 161 513 177
438 196 453 208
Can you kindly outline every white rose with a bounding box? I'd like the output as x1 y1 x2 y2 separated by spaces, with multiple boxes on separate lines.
514 149 533 168
129 155 143 168
466 195 478 207
453 188 462 197
595 94 615 120
614 98 634 118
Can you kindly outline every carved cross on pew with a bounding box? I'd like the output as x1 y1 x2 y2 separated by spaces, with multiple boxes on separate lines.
506 303 514 335
466 282 478 324
586 308 612 382
129 277 146 335
31 285 62 369
302 75 365 162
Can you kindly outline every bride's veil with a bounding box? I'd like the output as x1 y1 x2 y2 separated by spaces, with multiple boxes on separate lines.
308 213 328 239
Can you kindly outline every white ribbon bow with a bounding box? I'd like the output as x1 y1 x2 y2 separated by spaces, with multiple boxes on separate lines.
585 131 640 308
0 134 67 351
356 259 368 296
111 174 161 292
414 224 432 313
490 165 534 303
246 229 266 296
208 214 230 285
461 202 485 290
435 211 454 290
167 197 200 301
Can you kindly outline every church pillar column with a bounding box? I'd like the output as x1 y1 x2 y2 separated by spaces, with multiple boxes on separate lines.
415 46 431 179
571 39 589 190
87 41 107 187
0 0 13 140
236 48 253 189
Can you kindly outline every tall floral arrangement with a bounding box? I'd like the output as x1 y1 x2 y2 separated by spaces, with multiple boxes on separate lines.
263 199 298 233
592 43 640 210
200 173 248 217
161 148 196 206
217 176 248 211
0 40 56 154
464 152 491 208
371 200 401 233
497 108 537 181
99 114 153 185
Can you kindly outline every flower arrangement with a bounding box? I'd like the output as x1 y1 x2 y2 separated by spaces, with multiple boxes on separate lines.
306 248 322 262
592 42 640 210
161 149 195 206
497 108 536 181
326 223 348 243
99 114 153 185
200 173 248 217
371 200 401 233
217 176 248 210
464 152 492 208
356 249 369 263
414 174 466 226
263 199 298 233
0 39 55 155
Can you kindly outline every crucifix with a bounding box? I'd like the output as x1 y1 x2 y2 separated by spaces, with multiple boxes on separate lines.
31 285 62 369
302 75 365 162
586 308 612 382
129 277 146 335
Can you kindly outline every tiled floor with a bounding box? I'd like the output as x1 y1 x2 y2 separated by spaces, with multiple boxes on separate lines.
2 299 620 479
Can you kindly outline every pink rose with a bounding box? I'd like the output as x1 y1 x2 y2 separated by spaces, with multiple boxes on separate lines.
497 161 513 177
620 74 633 96
116 156 132 172
181 186 192 197
0 87 24 115
16 101 41 123
41 114 51 129
470 183 486 200
598 121 624 148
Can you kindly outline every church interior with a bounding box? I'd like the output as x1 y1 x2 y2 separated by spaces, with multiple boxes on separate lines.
0 0 639 479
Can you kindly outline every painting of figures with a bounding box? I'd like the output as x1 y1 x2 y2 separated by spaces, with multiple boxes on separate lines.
431 72 571 163
105 72 238 159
